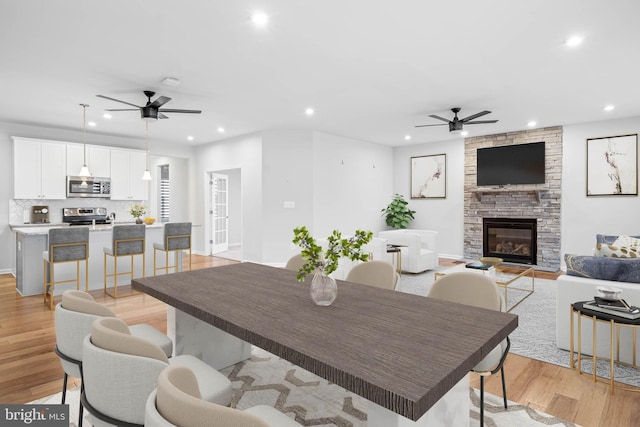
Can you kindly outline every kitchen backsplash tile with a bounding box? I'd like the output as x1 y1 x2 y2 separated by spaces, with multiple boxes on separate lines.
9 199 147 225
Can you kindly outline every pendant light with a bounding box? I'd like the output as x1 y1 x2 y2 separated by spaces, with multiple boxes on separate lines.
142 122 152 180
78 103 92 178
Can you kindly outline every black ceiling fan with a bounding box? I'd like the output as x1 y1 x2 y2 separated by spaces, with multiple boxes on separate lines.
415 107 498 132
96 90 202 121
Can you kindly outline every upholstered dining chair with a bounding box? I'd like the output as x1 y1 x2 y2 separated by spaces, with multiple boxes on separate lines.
82 317 232 427
145 365 302 427
284 253 306 272
153 222 192 275
427 271 510 427
54 290 173 427
43 227 90 310
345 260 399 290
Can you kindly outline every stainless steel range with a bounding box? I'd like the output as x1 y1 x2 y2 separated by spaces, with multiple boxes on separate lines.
62 207 110 225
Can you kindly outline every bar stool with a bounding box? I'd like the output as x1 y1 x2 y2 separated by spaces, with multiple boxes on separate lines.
153 222 192 275
43 227 90 311
104 224 146 299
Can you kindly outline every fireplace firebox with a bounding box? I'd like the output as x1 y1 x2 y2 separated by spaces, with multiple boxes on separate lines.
483 218 537 265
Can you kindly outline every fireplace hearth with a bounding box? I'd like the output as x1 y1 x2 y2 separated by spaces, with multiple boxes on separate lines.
483 218 537 265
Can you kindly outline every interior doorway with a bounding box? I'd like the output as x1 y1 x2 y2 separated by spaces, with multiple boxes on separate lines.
207 169 242 259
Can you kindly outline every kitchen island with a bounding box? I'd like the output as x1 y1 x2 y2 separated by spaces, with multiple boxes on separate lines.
13 223 183 296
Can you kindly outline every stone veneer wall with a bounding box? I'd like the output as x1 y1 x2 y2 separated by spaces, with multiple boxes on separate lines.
464 126 562 271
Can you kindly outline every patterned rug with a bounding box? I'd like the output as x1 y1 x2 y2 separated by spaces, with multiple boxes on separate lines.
33 347 578 427
398 266 640 388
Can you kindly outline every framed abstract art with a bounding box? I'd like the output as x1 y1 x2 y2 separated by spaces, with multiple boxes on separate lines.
411 154 446 199
586 134 637 196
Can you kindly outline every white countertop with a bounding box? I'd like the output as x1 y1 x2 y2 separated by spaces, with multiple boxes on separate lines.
12 222 164 235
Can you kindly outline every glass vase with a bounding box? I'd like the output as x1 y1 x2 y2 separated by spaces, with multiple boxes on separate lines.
310 270 337 306
135 217 143 224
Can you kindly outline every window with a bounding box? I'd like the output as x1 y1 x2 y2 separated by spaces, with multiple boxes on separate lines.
159 164 170 223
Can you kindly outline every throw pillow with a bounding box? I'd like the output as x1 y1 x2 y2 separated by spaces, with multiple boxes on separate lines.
565 254 640 283
596 234 640 245
594 235 640 258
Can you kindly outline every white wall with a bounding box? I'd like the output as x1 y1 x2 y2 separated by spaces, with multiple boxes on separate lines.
312 131 393 238
193 133 263 262
561 115 640 264
261 131 315 263
392 137 465 259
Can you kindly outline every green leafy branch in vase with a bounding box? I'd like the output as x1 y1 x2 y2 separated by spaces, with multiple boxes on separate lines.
292 226 374 282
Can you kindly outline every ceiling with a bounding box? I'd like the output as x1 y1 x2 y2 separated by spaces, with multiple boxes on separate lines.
1 1 638 148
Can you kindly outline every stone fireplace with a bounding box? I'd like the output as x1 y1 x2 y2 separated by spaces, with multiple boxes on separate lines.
464 127 562 271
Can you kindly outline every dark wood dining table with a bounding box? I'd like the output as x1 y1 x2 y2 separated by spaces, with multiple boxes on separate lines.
132 262 517 425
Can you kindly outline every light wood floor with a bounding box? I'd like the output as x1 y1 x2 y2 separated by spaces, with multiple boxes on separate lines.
1 256 639 427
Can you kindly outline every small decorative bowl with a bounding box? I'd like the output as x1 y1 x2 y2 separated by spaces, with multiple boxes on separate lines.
144 217 156 225
479 257 504 266
596 286 622 300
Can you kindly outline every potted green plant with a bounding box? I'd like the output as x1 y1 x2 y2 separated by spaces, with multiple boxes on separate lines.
129 203 148 224
292 226 373 306
381 194 415 229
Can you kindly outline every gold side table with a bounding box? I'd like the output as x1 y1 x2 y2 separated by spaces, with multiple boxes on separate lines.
570 301 640 394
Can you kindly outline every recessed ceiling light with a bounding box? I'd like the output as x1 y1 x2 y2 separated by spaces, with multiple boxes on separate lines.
251 12 269 27
404 135 411 141
217 127 225 133
565 35 584 47
603 105 615 111
88 121 96 127
187 136 194 141
460 131 469 137
103 113 112 119
162 77 181 87
528 121 537 127
305 108 314 116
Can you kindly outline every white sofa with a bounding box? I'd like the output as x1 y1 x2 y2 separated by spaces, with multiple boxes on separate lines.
556 274 640 363
377 229 438 273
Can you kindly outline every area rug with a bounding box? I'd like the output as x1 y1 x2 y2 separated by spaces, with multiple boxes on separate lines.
33 347 577 427
397 266 640 388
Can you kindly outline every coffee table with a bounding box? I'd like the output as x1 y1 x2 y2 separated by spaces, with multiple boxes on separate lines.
435 263 535 312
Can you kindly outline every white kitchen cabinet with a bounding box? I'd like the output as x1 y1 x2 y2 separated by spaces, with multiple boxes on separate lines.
110 148 148 200
13 137 67 199
66 143 111 177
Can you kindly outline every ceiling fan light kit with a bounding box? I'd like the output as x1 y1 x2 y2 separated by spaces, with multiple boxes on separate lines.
415 107 499 133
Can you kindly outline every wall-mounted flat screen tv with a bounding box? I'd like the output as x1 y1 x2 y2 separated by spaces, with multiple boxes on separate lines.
476 142 545 186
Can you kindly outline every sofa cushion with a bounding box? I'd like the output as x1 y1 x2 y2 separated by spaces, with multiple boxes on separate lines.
565 253 640 283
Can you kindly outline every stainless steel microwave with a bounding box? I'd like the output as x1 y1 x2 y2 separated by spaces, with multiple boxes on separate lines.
66 176 111 198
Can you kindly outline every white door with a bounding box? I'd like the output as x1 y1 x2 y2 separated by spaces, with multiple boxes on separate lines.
209 173 229 254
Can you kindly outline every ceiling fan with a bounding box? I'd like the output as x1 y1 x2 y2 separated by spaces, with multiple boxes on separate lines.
415 107 498 133
96 90 202 122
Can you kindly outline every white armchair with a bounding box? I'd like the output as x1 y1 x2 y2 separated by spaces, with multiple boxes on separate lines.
378 229 438 273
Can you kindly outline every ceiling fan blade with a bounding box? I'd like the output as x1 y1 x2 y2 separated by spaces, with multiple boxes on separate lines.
460 111 491 122
158 113 169 119
464 120 499 124
414 123 448 128
428 114 451 123
148 96 171 108
96 94 141 108
158 109 202 114
105 108 139 111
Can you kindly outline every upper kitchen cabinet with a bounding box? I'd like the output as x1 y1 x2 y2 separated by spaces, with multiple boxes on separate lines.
13 137 67 200
110 148 148 200
66 143 111 177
